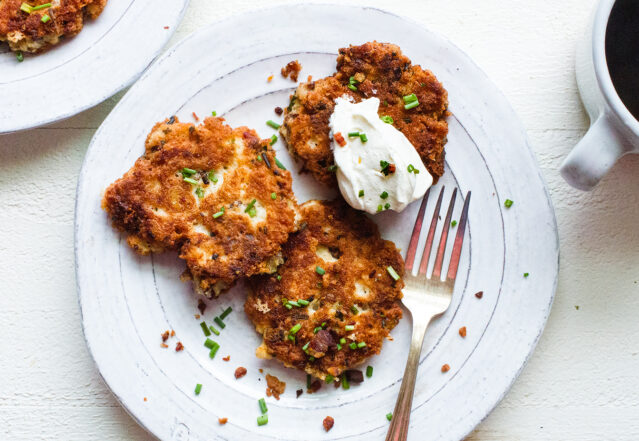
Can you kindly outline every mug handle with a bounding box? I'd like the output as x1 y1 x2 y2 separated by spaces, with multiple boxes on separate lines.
560 114 630 190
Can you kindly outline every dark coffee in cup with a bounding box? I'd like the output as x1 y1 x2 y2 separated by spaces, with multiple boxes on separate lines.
606 0 639 120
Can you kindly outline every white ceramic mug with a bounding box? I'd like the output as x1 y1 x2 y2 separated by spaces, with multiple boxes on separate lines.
560 0 639 191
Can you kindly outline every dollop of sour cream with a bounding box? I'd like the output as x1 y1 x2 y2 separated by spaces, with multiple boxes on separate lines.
329 96 433 214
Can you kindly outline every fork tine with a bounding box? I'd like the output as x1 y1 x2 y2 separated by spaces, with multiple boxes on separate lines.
431 188 458 280
404 188 430 272
446 191 471 281
418 186 446 275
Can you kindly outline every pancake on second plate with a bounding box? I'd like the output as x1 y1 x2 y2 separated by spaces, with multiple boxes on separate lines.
245 200 404 380
102 116 299 297
0 0 107 53
280 41 449 187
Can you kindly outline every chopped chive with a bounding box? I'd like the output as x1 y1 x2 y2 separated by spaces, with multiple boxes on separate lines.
407 164 420 174
349 76 358 85
195 187 204 199
387 266 400 281
285 303 292 310
220 306 232 319
31 3 52 11
204 338 217 349
351 305 359 315
366 366 373 377
213 317 226 329
386 413 393 421
325 374 334 383
183 177 199 185
181 167 197 176
211 111 217 116
359 133 368 143
258 398 268 414
302 342 310 351
327 165 338 172
377 205 383 212
384 203 391 210
277 275 282 281
289 323 302 334
403 93 418 103
336 343 342 350
315 266 325 275
339 338 346 344
288 300 300 307
504 199 514 208
348 132 360 137
248 207 257 218
257 415 268 426
288 334 296 342
308 356 315 361
342 374 350 390
345 325 355 331
297 299 309 306
313 326 322 334
380 115 394 124
266 120 281 129
271 192 277 200
358 190 364 197
274 157 286 170
524 272 530 278
348 84 358 92
41 14 50 23
16 51 23 62
357 342 367 348
213 207 225 219
20 3 32 13
244 199 257 213
195 383 202 395
257 155 262 162
321 322 326 328
451 220 458 227
380 191 389 199
307 374 312 389
270 134 278 145
404 100 420 110
209 326 220 336
207 170 217 182
209 343 220 358
200 321 211 336
349 342 357 350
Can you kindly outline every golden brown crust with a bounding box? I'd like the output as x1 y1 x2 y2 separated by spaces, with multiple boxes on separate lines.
280 41 448 187
245 200 404 379
0 0 108 53
102 116 299 297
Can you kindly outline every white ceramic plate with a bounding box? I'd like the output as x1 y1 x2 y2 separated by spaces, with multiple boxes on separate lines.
75 5 559 441
0 0 189 134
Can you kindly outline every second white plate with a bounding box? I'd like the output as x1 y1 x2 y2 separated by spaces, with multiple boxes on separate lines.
76 5 559 441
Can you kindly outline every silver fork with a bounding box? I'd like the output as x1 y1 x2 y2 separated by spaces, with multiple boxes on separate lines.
385 186 471 441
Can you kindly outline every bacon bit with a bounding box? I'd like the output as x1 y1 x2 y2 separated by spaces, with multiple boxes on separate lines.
266 374 286 400
194 314 201 319
160 343 168 348
441 364 450 373
281 60 301 82
308 379 322 394
222 355 230 362
170 330 175 337
218 417 228 425
143 397 148 402
323 416 335 432
387 163 396 174
334 132 346 147
192 112 199 122
274 106 283 116
161 330 170 342
175 342 184 352
475 291 483 299
259 368 263 373
307 75 312 82
197 298 207 315
267 75 274 82
163 26 169 30
235 367 247 379
459 326 467 338
296 389 303 398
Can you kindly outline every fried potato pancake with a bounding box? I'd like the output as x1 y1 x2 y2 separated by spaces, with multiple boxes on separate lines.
245 200 404 379
280 41 449 187
0 0 107 53
102 116 299 297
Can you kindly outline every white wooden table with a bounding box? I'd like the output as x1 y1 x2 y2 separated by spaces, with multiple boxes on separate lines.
1 1 638 439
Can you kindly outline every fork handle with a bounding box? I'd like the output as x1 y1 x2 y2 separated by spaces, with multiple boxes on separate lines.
385 320 430 441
